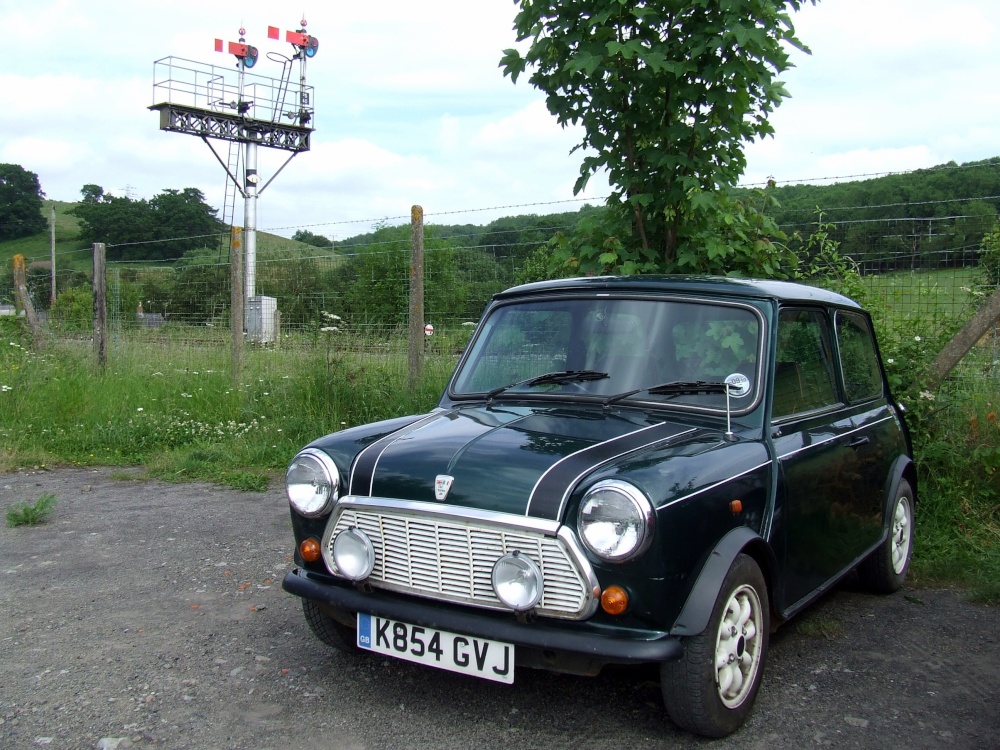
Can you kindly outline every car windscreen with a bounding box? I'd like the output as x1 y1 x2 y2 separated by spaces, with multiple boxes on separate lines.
451 296 764 412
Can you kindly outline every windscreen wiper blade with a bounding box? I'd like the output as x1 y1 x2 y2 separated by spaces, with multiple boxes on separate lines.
486 370 609 403
603 380 727 407
648 380 727 395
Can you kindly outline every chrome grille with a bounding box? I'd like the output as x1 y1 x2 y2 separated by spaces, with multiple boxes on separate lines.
324 501 596 620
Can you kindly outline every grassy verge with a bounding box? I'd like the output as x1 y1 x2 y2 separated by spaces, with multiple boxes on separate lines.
905 383 1000 603
0 317 452 487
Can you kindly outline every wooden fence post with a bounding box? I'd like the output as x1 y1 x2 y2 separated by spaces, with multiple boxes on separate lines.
409 205 425 391
92 243 107 368
12 254 43 344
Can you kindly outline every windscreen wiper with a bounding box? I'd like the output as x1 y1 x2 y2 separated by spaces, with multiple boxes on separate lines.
603 380 727 407
604 379 746 442
648 380 728 396
486 370 609 404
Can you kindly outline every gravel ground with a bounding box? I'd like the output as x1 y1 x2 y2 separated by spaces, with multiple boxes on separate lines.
1 467 997 750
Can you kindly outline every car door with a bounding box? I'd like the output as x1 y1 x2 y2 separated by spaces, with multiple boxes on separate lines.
770 307 877 612
834 309 907 528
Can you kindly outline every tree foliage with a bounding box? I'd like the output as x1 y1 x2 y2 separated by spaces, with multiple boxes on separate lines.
500 0 813 275
70 185 225 261
292 229 334 248
0 164 47 240
749 158 1000 273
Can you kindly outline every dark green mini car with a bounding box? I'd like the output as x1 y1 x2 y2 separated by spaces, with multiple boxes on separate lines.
282 276 915 737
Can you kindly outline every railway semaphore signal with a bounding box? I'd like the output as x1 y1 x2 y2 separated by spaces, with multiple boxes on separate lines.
215 27 259 68
150 19 320 344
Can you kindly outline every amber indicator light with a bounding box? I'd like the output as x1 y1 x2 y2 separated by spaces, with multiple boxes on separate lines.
730 499 743 514
300 537 322 562
600 585 629 616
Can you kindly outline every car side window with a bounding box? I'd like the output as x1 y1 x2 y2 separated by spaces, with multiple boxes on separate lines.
773 309 839 418
836 311 884 403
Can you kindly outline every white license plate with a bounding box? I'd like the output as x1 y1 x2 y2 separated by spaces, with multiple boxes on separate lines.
356 613 514 684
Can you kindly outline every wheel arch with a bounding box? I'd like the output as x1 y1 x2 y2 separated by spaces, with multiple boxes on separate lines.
882 455 917 532
887 454 917 505
669 526 777 638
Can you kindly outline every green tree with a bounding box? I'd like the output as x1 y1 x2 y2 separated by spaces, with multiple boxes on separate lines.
981 223 1000 288
71 185 224 261
500 0 813 274
0 164 47 240
149 188 225 260
292 229 334 248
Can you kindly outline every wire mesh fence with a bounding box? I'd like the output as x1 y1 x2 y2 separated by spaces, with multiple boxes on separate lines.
2 219 998 396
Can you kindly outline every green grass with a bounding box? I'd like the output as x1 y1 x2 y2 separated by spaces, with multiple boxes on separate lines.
861 267 985 333
0 200 90 272
0 315 452 490
6 492 57 527
794 617 844 640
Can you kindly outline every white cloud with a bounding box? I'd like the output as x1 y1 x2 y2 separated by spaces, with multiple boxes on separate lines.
743 0 1000 187
3 0 999 238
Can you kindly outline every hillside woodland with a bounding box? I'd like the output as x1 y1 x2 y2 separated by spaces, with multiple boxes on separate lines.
2 158 1000 330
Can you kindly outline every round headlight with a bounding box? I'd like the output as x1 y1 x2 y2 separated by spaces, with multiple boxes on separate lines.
286 448 339 517
578 479 653 562
332 527 375 581
492 551 543 612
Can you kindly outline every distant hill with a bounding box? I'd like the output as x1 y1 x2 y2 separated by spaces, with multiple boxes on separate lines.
4 158 999 277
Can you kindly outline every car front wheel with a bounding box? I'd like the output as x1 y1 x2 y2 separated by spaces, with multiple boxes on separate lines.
302 599 359 653
661 553 769 737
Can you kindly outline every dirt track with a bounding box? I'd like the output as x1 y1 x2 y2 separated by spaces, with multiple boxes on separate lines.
1 467 997 750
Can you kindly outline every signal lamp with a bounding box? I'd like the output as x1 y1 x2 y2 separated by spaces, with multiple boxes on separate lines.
600 585 629 615
299 537 321 563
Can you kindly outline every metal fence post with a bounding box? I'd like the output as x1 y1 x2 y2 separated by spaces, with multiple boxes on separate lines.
231 226 244 381
409 205 425 391
92 243 107 368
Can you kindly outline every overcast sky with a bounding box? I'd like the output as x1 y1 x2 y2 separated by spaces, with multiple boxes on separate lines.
2 0 998 240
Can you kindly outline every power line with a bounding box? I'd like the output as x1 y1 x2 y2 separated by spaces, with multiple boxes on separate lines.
259 196 602 235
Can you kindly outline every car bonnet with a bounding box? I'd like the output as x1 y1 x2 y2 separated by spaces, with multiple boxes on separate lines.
346 404 697 521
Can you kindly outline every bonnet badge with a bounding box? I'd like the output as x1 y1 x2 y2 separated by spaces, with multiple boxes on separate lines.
434 475 455 501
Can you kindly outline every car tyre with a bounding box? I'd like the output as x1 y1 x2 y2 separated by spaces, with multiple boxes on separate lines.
857 479 914 593
302 599 359 653
661 553 769 738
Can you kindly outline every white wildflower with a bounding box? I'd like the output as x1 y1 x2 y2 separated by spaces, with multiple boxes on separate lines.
919 390 935 401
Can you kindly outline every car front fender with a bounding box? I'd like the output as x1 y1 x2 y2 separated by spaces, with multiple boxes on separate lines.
668 526 776 638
